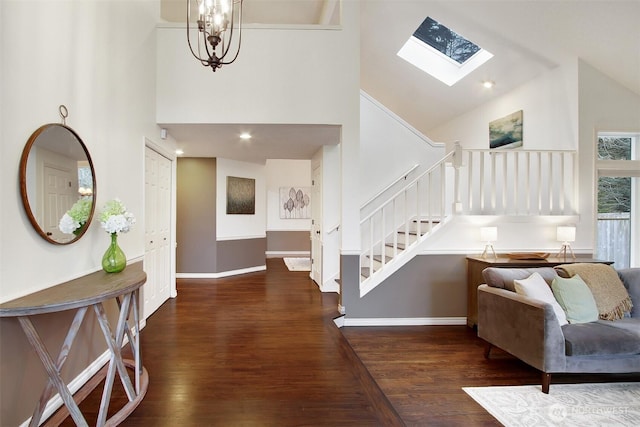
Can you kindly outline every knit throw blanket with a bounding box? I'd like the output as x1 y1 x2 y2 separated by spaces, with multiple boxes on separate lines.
555 263 633 321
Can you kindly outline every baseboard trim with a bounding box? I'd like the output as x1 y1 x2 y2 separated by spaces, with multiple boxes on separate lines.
342 317 467 327
176 265 267 279
266 251 310 258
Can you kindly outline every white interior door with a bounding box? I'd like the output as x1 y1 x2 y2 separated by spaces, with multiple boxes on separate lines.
144 146 172 319
36 149 78 242
311 165 322 285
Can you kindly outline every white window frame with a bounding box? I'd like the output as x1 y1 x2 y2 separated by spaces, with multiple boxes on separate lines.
596 132 640 267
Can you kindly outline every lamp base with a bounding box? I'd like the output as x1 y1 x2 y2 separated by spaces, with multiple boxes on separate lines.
481 244 496 259
556 243 576 260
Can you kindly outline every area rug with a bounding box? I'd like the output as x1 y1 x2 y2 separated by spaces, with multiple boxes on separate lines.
283 257 311 272
463 382 640 426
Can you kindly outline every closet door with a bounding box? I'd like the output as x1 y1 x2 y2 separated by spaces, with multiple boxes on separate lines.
144 146 172 319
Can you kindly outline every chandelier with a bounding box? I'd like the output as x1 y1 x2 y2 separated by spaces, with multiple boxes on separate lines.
187 0 243 72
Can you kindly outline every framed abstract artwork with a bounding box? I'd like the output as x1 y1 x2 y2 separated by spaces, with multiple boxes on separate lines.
226 176 255 214
489 110 523 149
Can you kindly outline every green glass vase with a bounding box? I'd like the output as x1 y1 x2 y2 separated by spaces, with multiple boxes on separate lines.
102 233 126 273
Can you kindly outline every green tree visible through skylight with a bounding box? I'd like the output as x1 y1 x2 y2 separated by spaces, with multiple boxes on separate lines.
414 17 480 64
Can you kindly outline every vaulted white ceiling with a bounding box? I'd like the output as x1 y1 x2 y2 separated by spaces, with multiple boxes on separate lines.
161 0 640 162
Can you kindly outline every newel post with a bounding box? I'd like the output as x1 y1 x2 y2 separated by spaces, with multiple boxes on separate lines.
452 141 463 214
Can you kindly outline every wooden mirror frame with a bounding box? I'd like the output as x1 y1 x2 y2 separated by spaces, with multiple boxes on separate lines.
19 123 97 245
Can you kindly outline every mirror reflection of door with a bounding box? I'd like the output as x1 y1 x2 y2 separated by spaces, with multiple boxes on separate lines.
37 147 78 243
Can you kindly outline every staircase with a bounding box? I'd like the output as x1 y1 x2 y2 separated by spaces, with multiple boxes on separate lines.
359 144 577 297
360 217 441 280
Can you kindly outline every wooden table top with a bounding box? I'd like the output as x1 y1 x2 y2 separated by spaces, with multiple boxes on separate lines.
466 255 613 266
0 261 146 317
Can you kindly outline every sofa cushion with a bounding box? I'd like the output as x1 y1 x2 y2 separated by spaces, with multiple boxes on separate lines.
562 322 640 356
555 263 632 321
598 318 640 335
552 275 599 324
514 272 568 326
482 267 558 292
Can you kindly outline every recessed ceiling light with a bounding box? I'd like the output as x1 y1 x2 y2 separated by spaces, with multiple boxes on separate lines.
483 80 495 89
175 149 184 155
240 132 252 140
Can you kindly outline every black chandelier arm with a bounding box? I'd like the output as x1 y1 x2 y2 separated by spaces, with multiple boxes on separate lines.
219 2 243 65
185 0 203 61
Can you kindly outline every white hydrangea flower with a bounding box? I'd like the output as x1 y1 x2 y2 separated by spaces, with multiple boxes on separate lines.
59 213 80 234
99 199 136 234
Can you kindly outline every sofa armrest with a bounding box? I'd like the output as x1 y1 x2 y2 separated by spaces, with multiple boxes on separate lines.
618 268 640 318
477 285 566 372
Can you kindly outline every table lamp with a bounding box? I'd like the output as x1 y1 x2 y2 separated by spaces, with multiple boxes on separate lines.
556 226 576 259
480 227 498 258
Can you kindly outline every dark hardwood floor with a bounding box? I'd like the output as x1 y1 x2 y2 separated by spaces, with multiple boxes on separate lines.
52 258 636 426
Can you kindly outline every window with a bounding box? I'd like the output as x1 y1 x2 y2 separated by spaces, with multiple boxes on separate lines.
413 17 481 64
397 17 493 86
596 134 640 268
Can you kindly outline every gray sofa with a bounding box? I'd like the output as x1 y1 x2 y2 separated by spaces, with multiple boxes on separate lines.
477 266 640 393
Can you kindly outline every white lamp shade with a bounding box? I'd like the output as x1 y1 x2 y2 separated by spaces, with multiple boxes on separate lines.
480 227 498 242
557 226 576 242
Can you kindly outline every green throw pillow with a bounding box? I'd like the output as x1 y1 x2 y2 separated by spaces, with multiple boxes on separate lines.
551 274 599 324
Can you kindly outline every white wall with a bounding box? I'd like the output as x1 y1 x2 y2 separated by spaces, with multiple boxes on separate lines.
265 159 312 231
429 61 579 152
0 1 175 425
156 25 355 126
319 144 342 286
216 158 266 240
1 0 168 300
360 91 446 211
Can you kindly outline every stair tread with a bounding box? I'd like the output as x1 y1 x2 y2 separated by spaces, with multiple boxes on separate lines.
386 242 407 250
413 218 441 223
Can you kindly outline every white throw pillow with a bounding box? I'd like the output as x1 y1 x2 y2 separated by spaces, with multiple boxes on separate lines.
514 272 568 326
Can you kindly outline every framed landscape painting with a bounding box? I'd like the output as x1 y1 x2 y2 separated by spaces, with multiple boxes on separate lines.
226 176 255 214
489 110 523 149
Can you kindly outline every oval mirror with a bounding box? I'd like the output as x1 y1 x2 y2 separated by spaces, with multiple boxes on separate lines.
19 123 96 245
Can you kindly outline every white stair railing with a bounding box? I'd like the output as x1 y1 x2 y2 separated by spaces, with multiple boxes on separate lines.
359 146 577 297
461 149 577 215
359 151 454 295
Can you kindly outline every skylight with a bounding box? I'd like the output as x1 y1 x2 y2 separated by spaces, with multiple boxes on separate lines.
397 17 493 86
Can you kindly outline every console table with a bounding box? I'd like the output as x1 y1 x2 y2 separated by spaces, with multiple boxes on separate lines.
0 261 148 427
466 256 613 328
